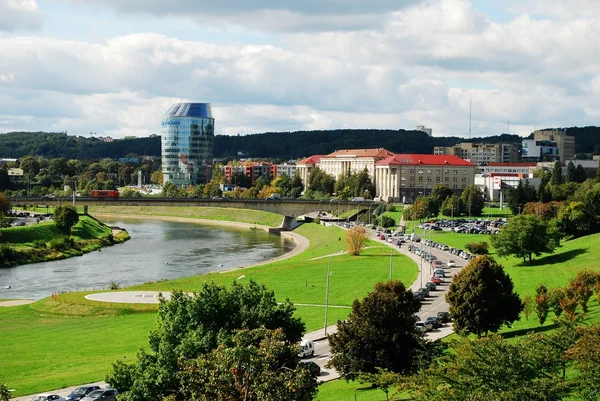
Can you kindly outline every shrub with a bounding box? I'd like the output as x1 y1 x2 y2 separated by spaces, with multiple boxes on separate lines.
110 281 121 290
49 236 76 252
345 226 368 256
380 215 395 228
32 239 47 249
386 204 397 212
465 241 489 255
0 243 17 264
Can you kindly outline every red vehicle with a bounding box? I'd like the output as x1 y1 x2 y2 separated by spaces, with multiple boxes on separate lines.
91 190 119 198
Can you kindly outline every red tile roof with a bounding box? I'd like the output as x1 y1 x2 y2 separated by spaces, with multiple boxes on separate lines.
486 162 537 167
324 148 394 159
377 154 475 166
296 155 326 165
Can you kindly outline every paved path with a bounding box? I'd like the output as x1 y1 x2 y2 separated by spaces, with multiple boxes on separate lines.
0 299 34 307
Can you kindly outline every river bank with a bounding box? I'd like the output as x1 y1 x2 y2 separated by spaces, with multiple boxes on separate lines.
0 215 130 268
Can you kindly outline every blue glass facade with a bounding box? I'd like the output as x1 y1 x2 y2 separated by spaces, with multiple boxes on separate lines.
161 103 214 186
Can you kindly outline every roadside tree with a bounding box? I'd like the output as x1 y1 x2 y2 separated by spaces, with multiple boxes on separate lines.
446 255 523 337
460 185 484 216
178 328 317 401
106 281 304 401
345 226 369 255
441 194 461 217
53 205 79 234
0 193 10 216
490 214 561 264
328 280 443 378
401 334 569 401
0 383 10 401
575 164 588 183
430 185 454 211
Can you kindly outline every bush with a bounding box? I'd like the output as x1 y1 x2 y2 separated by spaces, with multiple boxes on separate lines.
49 236 76 252
32 239 47 249
465 241 489 255
110 281 121 290
0 243 17 264
386 204 397 212
380 215 395 228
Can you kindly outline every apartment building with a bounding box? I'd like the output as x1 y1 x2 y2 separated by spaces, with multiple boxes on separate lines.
434 142 521 165
533 129 575 163
374 154 476 202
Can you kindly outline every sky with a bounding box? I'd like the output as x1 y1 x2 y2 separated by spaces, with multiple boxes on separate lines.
0 0 599 139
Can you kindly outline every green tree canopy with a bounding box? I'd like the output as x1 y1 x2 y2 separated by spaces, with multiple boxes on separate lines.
52 205 79 234
551 161 564 186
178 328 318 401
308 167 335 196
106 281 305 401
446 255 523 336
490 214 562 264
460 185 484 216
402 334 569 401
328 280 443 378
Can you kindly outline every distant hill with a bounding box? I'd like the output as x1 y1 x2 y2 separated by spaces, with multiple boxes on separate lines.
1 127 598 160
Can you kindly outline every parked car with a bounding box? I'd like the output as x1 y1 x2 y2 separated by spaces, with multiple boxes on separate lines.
300 361 321 377
425 316 442 329
80 389 118 401
415 320 433 333
447 260 456 268
430 276 442 285
434 269 446 278
31 395 66 401
437 311 452 323
418 287 430 297
425 281 437 291
66 386 101 401
413 291 425 301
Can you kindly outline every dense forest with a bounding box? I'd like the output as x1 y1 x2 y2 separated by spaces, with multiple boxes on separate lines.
1 127 599 160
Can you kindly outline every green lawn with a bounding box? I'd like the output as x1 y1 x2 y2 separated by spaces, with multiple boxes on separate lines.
0 219 418 397
316 379 409 401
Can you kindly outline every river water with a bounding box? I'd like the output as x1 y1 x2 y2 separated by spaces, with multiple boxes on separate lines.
0 218 295 300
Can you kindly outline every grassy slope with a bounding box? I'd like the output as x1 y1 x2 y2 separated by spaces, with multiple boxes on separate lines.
87 205 284 227
0 217 418 397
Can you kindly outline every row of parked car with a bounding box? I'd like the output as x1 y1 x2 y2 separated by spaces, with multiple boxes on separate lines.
415 311 451 333
31 386 118 401
420 239 475 262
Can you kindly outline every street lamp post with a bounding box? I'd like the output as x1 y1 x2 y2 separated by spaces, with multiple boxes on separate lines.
324 256 332 335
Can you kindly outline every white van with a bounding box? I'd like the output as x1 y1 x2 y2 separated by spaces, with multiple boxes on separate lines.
298 339 315 358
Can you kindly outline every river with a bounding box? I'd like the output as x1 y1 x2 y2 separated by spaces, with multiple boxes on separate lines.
0 218 295 300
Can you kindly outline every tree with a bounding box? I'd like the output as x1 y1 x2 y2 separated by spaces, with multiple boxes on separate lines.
490 214 562 264
507 179 538 214
430 185 454 211
460 185 484 216
307 167 335 196
550 161 564 186
345 226 369 256
161 182 183 197
178 328 317 401
523 294 534 320
328 280 440 378
0 193 10 216
446 255 523 337
19 155 40 178
106 281 304 401
575 164 587 183
441 194 461 217
401 334 569 401
535 283 550 326
567 324 600 400
567 161 576 182
53 205 79 234
465 241 488 255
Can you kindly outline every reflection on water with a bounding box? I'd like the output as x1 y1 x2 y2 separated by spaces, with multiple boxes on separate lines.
0 218 295 300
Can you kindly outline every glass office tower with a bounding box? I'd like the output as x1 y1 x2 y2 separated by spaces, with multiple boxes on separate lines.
161 103 214 186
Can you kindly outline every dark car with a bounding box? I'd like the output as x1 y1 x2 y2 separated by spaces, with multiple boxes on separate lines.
80 389 118 401
437 311 451 323
425 316 442 329
66 386 101 401
425 281 437 291
413 291 425 301
301 361 321 377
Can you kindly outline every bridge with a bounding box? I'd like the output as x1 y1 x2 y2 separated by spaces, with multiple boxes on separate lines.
9 197 381 228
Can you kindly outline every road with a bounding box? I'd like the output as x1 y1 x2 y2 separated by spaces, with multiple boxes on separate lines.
10 226 464 400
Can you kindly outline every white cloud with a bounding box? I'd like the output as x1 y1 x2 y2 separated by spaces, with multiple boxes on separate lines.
0 0 44 31
1 0 600 140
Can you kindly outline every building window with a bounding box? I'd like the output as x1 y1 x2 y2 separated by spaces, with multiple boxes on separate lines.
453 184 458 189
418 169 424 174
410 183 415 188
444 177 449 182
453 170 458 175
462 184 467 189
418 176 423 182
436 177 441 182
401 184 406 188
427 177 432 181
453 177 458 182
410 169 415 173
436 169 441 174
462 177 467 182
444 169 449 174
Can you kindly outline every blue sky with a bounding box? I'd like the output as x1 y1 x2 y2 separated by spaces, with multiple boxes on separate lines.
0 0 598 139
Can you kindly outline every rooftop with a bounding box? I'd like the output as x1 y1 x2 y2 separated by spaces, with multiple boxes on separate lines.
377 154 475 167
164 103 213 118
324 148 394 159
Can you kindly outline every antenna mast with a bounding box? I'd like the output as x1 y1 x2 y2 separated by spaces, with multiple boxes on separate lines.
469 98 472 139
